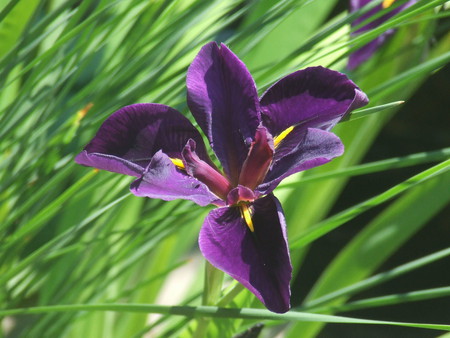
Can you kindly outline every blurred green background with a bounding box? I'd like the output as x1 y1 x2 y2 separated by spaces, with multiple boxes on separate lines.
0 0 449 337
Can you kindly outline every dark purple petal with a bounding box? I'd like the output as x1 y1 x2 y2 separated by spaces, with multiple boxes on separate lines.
238 126 274 191
348 0 418 70
75 151 144 177
75 103 211 176
130 150 224 207
187 42 261 184
260 67 368 136
199 194 292 313
257 128 344 195
182 139 232 200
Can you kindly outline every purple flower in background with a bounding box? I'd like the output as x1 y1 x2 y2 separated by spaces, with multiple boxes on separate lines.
76 42 368 313
348 0 417 70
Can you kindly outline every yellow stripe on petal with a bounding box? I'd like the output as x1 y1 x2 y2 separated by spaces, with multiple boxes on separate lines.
170 158 185 169
240 204 254 232
274 126 294 148
382 0 395 8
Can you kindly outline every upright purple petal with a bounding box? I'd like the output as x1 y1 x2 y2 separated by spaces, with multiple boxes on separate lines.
187 42 261 184
75 103 212 176
238 126 274 191
260 67 368 136
348 0 418 70
199 194 292 313
257 128 344 195
130 150 224 207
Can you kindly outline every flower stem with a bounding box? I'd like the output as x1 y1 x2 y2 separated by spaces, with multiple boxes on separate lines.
194 261 224 337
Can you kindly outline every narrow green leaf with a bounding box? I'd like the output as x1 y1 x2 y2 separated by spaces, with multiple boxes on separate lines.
343 101 404 122
290 160 450 338
279 148 450 188
290 160 450 249
0 0 40 58
328 286 450 312
302 247 450 311
1 304 449 331
369 51 450 98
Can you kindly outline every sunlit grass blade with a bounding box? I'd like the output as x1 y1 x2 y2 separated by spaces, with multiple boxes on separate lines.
326 286 450 313
279 147 450 188
369 50 450 98
1 304 449 331
0 192 131 287
288 161 450 338
301 247 450 311
1 0 448 336
290 160 450 249
343 101 404 121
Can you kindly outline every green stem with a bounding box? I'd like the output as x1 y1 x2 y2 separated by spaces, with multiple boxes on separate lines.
194 261 224 337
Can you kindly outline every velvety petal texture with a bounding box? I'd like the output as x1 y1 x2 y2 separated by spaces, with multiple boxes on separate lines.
238 126 274 191
199 194 292 313
76 103 221 206
130 151 223 207
257 128 344 195
76 41 370 314
187 42 261 184
260 67 368 136
75 103 211 176
348 0 418 70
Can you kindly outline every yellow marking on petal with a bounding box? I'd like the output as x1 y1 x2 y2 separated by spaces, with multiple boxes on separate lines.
240 204 254 232
274 126 294 148
382 0 395 8
170 158 185 169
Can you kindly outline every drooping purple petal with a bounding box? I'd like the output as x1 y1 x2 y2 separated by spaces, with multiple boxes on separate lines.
130 150 224 207
260 67 368 137
187 42 261 184
256 128 344 195
199 194 292 313
75 103 211 177
348 0 418 70
75 151 144 177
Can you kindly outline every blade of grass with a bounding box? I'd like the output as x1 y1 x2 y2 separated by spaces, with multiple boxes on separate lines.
343 101 404 122
1 304 449 331
301 247 450 311
288 159 450 338
327 286 450 313
279 147 450 188
290 160 450 249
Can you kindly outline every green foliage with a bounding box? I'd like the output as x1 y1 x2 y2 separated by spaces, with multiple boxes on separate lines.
1 0 448 337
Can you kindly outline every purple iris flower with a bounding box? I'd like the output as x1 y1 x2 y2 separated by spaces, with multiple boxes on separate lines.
76 42 368 313
348 0 417 70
